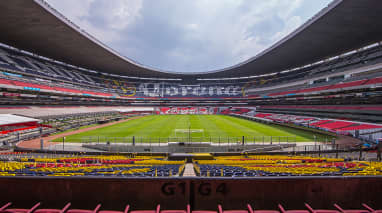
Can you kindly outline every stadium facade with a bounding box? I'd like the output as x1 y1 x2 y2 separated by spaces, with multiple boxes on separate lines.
0 0 380 107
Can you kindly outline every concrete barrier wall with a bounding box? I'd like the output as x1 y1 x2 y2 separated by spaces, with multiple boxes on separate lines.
0 177 381 210
82 143 295 153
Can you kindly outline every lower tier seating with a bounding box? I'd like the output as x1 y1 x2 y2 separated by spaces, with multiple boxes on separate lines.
0 155 185 177
253 112 382 135
194 155 382 177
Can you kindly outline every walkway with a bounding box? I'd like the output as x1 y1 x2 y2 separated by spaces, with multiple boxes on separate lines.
182 163 196 177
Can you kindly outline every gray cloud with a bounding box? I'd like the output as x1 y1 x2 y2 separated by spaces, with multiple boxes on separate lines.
46 0 332 73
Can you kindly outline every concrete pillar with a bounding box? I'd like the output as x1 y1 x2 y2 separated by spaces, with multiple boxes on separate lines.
40 139 44 150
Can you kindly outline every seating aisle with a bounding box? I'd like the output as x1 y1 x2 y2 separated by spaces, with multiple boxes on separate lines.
182 163 196 177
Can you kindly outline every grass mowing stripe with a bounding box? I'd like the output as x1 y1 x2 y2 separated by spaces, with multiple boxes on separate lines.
227 116 323 140
206 115 250 137
222 116 296 137
220 115 271 136
204 115 231 138
219 116 322 141
128 115 169 137
52 116 158 142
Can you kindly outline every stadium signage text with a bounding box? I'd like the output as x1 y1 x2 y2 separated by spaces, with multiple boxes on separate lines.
137 83 241 97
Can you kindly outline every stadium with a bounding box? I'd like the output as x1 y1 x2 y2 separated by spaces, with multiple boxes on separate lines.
0 0 382 211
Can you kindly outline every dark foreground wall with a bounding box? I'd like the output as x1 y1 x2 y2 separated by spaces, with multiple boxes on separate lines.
0 177 381 210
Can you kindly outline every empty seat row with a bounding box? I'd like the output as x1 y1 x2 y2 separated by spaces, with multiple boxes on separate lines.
1 203 380 213
194 155 382 177
0 155 185 177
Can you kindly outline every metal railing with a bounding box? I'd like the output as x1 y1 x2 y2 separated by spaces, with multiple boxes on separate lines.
79 136 301 145
0 129 56 147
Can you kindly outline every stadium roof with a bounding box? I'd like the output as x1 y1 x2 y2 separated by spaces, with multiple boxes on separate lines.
0 0 382 79
0 114 39 126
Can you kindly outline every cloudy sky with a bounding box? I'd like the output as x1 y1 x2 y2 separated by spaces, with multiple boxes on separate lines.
45 0 332 73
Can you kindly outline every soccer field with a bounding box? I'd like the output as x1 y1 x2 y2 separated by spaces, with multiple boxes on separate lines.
54 115 331 143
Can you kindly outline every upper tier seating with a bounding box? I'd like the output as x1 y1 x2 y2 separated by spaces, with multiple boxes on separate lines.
1 42 382 100
259 105 382 111
264 77 382 98
0 77 113 97
330 79 368 89
367 77 382 84
245 44 382 90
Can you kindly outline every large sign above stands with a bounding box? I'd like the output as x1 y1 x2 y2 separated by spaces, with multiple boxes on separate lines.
157 107 219 115
135 83 242 97
156 107 256 115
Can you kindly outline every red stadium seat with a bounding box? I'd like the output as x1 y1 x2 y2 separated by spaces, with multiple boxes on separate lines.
333 204 370 213
130 205 160 213
34 203 71 213
304 203 339 213
338 124 382 131
218 204 253 213
298 85 331 93
309 120 332 127
253 211 280 213
0 78 12 85
67 204 101 213
365 77 382 85
247 204 279 213
161 205 190 213
316 121 355 130
362 204 382 213
329 80 368 90
278 204 309 213
98 205 129 213
0 203 13 212
192 206 218 213
0 202 41 213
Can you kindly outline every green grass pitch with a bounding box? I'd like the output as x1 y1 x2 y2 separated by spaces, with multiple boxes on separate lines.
54 115 331 143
